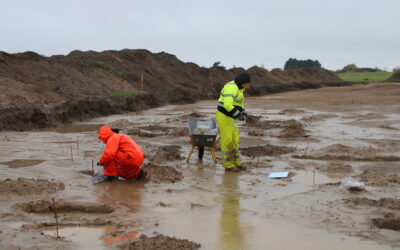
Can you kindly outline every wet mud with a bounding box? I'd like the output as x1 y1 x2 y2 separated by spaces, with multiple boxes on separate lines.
241 144 295 157
1 82 400 249
0 178 64 197
142 163 184 183
0 159 45 168
118 234 201 250
17 200 114 214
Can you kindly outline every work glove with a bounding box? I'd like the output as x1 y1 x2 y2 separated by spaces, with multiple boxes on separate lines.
238 111 248 121
97 162 103 166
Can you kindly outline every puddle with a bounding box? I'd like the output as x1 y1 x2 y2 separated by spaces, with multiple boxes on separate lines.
41 225 138 249
0 159 45 168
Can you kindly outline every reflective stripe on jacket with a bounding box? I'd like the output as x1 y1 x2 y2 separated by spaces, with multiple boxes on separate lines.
217 81 245 118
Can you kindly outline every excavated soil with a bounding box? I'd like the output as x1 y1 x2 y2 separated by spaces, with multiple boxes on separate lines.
278 108 304 115
301 114 337 123
355 169 400 187
0 159 45 168
17 200 114 213
344 197 400 210
128 125 188 138
0 178 64 197
240 144 295 157
120 234 201 250
293 144 400 161
277 126 309 138
148 145 182 162
0 50 344 131
142 163 183 183
317 162 353 177
372 218 400 231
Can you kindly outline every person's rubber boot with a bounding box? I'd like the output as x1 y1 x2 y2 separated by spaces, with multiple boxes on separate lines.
225 167 239 172
105 175 119 182
235 166 247 171
136 169 147 180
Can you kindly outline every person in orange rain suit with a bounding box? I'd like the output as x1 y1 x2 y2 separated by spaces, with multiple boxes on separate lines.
97 125 145 181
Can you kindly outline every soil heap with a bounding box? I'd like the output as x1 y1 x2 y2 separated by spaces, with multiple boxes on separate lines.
0 49 344 130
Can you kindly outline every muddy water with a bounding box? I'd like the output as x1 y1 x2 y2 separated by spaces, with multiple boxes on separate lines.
0 83 399 249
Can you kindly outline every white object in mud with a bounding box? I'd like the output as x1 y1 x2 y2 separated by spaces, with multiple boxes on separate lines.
341 179 366 191
268 172 289 178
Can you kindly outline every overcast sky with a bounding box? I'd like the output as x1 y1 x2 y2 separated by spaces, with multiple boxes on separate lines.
1 0 399 70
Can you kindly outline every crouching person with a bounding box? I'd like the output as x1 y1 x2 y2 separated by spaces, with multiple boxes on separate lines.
93 125 145 184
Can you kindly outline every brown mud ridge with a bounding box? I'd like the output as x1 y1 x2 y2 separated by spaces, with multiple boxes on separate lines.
17 199 114 214
372 217 400 231
148 145 183 162
355 169 400 187
316 162 353 177
118 234 201 250
0 159 45 168
293 144 400 162
0 49 346 131
277 126 309 138
344 197 400 210
241 144 296 157
110 119 188 137
0 178 65 196
246 115 303 130
301 114 337 123
278 108 305 115
142 163 183 183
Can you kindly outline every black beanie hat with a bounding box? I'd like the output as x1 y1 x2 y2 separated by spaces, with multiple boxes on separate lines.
234 72 251 89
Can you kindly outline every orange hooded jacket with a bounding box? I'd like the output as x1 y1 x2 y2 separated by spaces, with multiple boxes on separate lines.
98 125 144 178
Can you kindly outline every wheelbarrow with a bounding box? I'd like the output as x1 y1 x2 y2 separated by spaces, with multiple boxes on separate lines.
186 118 219 163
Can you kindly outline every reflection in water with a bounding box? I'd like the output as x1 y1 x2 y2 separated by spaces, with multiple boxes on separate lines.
97 181 144 213
219 172 246 250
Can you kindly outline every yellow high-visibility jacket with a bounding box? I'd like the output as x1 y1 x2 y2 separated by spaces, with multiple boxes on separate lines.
217 81 245 118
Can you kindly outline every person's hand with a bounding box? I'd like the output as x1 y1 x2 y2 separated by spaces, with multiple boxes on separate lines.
238 111 247 121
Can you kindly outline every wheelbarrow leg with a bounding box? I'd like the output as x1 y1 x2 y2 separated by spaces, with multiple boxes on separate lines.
186 145 195 162
210 147 217 163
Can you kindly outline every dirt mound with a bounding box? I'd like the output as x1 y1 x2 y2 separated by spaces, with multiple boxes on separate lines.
142 163 183 183
179 112 206 120
277 126 309 138
110 119 136 129
17 199 114 213
355 169 400 187
0 178 64 196
0 159 44 168
278 109 304 115
388 72 400 81
372 217 400 231
301 114 337 123
248 130 266 136
0 50 344 131
317 162 353 177
78 170 94 176
121 234 200 250
293 144 400 161
246 116 303 131
241 144 295 157
345 197 400 210
149 145 182 162
128 125 188 138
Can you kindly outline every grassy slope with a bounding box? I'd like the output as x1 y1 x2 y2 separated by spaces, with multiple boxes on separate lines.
337 72 393 82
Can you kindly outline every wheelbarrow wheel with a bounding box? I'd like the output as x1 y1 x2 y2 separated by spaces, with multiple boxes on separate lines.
198 147 204 160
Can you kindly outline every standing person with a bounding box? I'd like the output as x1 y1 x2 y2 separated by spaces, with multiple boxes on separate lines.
94 125 145 183
216 72 252 172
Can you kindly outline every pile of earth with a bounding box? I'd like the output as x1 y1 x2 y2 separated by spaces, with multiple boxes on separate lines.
277 126 309 138
301 114 337 123
355 168 400 187
316 162 353 177
118 234 201 250
17 199 114 213
0 49 345 131
372 217 400 231
344 197 400 210
388 72 400 81
148 145 183 162
142 163 183 183
241 144 295 157
0 178 64 197
278 108 304 115
293 144 400 161
128 125 187 138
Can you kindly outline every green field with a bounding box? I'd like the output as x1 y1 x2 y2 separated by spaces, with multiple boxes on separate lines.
337 72 393 82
